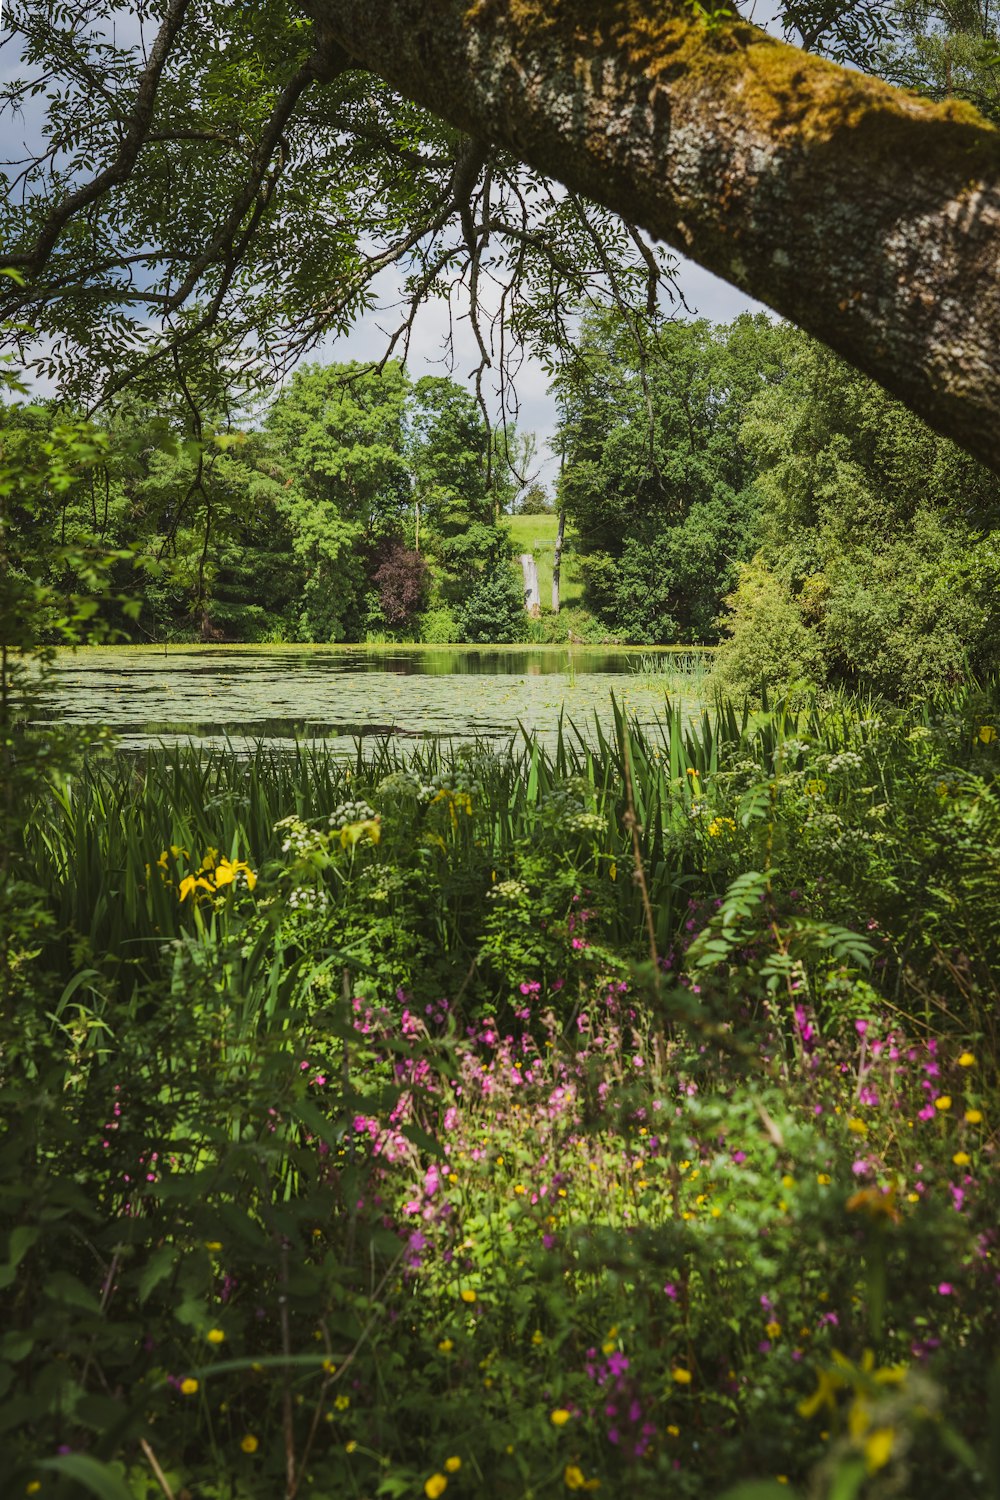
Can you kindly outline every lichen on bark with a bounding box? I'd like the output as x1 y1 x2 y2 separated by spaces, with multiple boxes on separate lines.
308 0 1000 472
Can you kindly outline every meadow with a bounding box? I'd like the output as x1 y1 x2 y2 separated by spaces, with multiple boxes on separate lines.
3 686 999 1500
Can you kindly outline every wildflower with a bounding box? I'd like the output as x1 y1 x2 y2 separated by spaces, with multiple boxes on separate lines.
460 1289 477 1304
671 1367 693 1384
240 1435 259 1454
952 1151 971 1166
345 1440 358 1452
445 1457 462 1473
847 1118 867 1135
424 1475 448 1499
765 1321 782 1340
438 1339 454 1353
334 1394 350 1410
26 1486 41 1496
206 1328 225 1344
564 1464 600 1491
865 1427 894 1471
965 1109 983 1124
817 1173 832 1186
957 1052 976 1068
550 1408 572 1426
322 1358 337 1374
180 1378 199 1396
204 1240 223 1251
977 725 997 743
667 1424 680 1437
934 1095 952 1111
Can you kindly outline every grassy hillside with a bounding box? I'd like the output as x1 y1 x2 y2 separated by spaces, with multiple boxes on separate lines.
506 512 584 611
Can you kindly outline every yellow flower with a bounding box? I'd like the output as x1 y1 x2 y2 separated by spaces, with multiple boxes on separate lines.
667 1424 680 1437
207 1328 225 1344
934 1095 952 1111
345 1439 358 1452
25 1485 42 1496
424 1476 448 1499
340 819 381 849
204 1240 223 1251
334 1394 350 1410
550 1407 572 1426
180 1378 199 1396
445 1457 462 1473
958 1052 976 1068
460 1289 477 1303
322 1358 337 1374
952 1151 971 1166
765 1321 782 1340
798 1367 843 1419
817 1173 832 1186
847 1117 868 1135
864 1427 895 1471
531 1330 544 1346
965 1109 983 1124
438 1339 454 1352
240 1435 259 1454
977 725 997 743
671 1367 693 1384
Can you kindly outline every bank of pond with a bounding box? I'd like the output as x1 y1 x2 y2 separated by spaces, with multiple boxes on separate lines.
3 680 999 1500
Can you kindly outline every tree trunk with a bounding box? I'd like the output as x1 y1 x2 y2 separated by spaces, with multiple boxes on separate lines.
552 509 565 615
307 0 1000 474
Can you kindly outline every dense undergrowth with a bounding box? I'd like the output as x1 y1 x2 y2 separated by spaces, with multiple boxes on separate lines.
2 688 1000 1500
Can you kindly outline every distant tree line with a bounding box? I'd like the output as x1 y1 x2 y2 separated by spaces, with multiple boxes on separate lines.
554 312 1000 697
2 362 530 646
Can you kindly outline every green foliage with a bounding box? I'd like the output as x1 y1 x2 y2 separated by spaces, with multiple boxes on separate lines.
716 336 1000 700
457 549 530 644
4 679 1000 1495
554 311 791 644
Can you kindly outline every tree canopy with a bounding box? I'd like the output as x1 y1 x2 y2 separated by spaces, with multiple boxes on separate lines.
4 0 1000 468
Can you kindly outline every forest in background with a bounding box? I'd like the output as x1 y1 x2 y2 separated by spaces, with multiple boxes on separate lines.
8 309 1000 700
4 0 1000 1495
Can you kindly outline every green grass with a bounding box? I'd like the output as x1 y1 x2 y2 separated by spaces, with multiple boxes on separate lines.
506 512 584 611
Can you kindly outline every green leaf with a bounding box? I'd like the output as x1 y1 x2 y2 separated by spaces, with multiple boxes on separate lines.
38 1453 135 1500
0 1225 40 1288
138 1245 177 1305
829 1459 868 1500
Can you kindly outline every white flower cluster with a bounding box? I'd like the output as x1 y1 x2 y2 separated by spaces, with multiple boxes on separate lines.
487 879 529 902
421 769 483 802
328 799 377 830
274 815 320 856
567 811 606 834
376 771 422 800
287 886 330 912
828 750 864 774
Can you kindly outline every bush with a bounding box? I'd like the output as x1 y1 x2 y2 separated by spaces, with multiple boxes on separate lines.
457 556 528 643
712 559 825 700
372 540 429 629
419 605 460 642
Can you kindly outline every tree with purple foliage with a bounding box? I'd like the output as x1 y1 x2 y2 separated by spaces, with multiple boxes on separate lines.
372 540 429 631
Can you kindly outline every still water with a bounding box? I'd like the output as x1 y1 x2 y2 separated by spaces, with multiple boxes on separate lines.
42 645 710 753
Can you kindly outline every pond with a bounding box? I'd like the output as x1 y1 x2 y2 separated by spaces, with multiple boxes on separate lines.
42 644 712 753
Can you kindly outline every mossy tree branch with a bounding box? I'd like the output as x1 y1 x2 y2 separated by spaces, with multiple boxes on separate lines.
305 0 1000 473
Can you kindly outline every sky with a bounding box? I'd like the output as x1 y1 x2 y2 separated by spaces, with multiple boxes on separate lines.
317 260 768 491
1 6 771 485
